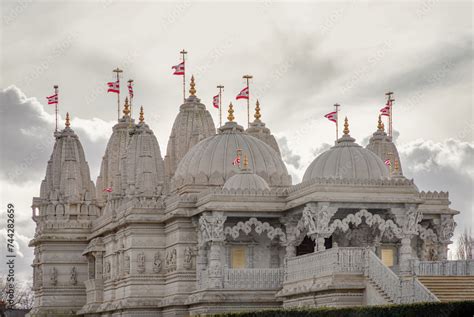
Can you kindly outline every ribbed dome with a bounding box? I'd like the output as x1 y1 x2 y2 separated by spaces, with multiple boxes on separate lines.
172 121 291 191
40 125 95 202
223 169 270 191
164 94 216 181
96 115 134 202
121 119 165 197
303 133 389 182
366 116 403 175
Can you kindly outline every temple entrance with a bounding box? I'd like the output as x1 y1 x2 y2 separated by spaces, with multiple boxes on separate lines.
296 236 315 256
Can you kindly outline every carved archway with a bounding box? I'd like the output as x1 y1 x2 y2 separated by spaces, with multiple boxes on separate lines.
224 217 287 243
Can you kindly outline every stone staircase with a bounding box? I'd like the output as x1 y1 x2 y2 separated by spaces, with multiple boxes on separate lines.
418 276 474 302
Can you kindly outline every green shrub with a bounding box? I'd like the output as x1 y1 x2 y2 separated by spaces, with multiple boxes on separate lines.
211 301 474 317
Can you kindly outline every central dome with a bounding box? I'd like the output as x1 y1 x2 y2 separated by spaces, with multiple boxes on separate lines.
172 121 291 190
303 119 389 182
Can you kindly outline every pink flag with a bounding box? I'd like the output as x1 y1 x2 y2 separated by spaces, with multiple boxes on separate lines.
172 62 185 75
46 94 58 105
384 159 391 166
107 81 120 93
213 94 219 109
380 106 390 116
324 111 337 123
103 187 113 193
236 87 249 100
232 156 241 166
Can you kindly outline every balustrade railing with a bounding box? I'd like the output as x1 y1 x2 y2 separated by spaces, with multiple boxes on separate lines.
223 268 284 289
413 260 474 276
284 247 439 304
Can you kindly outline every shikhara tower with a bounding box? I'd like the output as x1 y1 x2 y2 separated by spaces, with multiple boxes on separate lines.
28 77 470 317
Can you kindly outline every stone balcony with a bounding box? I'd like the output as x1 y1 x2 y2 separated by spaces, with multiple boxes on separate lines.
223 268 284 289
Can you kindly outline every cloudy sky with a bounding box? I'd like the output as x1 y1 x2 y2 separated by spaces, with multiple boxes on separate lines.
0 0 472 282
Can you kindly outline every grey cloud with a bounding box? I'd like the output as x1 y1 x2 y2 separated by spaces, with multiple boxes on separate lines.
277 136 301 169
312 142 332 158
0 86 110 184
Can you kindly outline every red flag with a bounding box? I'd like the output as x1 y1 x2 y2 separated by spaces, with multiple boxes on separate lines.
172 62 185 75
128 81 134 98
380 106 390 116
324 111 337 123
107 81 120 93
232 156 241 166
384 159 391 166
213 94 219 109
46 94 58 105
236 87 249 100
103 187 113 193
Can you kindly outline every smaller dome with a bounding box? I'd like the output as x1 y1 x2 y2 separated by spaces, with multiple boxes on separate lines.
303 118 389 182
223 169 270 191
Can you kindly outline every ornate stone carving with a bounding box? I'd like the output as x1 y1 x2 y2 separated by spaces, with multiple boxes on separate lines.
50 267 58 286
184 247 194 270
438 216 456 243
37 266 43 288
105 261 111 279
166 249 177 272
224 217 286 243
301 203 336 237
402 206 423 235
137 252 146 274
199 212 227 245
70 266 77 285
153 252 162 273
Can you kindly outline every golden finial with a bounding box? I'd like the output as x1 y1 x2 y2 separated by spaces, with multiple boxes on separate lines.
189 75 196 96
123 97 130 117
227 103 235 122
139 106 144 123
377 115 384 131
254 99 261 120
65 112 70 128
394 158 400 172
343 116 349 135
243 154 249 169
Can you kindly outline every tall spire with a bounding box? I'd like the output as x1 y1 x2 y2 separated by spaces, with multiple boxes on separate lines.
254 99 261 121
189 75 196 96
227 103 235 122
343 116 349 135
65 112 70 128
123 97 130 117
139 106 144 123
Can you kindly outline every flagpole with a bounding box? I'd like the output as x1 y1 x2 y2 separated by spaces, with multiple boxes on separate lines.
334 103 340 141
54 85 58 132
243 75 253 128
128 79 133 119
113 68 123 120
217 85 224 127
180 49 188 102
385 91 394 138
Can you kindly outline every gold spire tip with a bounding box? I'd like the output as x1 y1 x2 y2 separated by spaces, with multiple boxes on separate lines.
254 99 261 120
123 97 130 116
343 116 349 135
139 106 144 123
243 154 249 169
377 114 384 131
65 112 70 128
189 75 196 96
227 103 235 122
394 159 400 172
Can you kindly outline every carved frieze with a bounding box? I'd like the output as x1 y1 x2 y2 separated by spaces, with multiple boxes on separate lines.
153 252 162 273
137 252 146 274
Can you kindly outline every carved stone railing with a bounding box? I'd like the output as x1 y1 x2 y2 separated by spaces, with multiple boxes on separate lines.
413 260 474 276
366 250 401 302
413 278 439 303
286 247 365 282
223 268 284 289
283 247 439 304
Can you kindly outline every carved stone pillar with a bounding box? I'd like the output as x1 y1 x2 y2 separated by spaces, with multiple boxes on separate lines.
436 215 456 260
208 241 223 289
198 212 227 289
285 244 296 258
87 255 96 280
399 236 412 274
94 251 103 280
398 205 423 275
302 202 337 253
